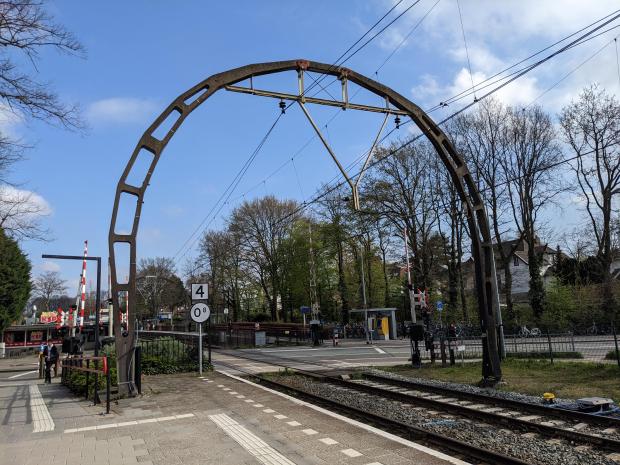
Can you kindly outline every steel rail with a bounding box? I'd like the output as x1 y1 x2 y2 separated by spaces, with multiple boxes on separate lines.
248 373 532 465
320 375 620 453
363 372 620 428
213 349 620 453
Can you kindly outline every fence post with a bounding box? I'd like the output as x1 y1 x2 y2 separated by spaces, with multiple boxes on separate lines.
570 331 575 352
440 335 447 367
547 331 554 364
85 359 90 400
135 346 142 395
105 356 111 414
613 323 620 369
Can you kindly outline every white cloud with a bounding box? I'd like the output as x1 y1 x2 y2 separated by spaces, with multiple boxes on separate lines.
374 0 620 113
0 103 24 138
0 185 51 216
39 260 61 272
86 97 158 125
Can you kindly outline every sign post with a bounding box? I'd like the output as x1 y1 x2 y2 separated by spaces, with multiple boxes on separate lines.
190 283 209 375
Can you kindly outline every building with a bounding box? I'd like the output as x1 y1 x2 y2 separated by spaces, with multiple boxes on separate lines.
464 237 560 302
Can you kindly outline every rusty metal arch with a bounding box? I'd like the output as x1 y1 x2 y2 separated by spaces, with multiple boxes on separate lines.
109 59 502 391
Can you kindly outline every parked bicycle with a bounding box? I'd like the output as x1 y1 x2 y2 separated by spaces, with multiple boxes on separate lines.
518 325 541 337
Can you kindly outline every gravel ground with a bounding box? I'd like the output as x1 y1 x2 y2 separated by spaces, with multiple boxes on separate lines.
369 369 574 405
270 374 618 465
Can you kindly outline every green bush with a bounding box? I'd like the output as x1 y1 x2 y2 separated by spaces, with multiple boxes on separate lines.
506 351 583 359
64 360 117 398
605 350 619 361
138 337 209 375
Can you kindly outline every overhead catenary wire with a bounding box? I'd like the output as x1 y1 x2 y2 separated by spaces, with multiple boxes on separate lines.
455 0 477 100
277 10 620 224
173 112 284 262
375 0 442 76
525 33 620 109
172 0 421 264
231 0 441 206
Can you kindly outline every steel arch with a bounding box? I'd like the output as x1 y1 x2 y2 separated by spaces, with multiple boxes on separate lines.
109 59 502 391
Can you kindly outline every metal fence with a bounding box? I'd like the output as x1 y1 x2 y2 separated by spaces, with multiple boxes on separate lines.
423 330 620 366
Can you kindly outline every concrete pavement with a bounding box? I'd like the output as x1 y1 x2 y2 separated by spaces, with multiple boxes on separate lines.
0 359 466 465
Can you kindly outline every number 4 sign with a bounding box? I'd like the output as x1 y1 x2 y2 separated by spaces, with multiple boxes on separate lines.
191 283 208 301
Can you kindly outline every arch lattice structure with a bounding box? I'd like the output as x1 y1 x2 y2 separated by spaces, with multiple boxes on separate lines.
109 60 502 393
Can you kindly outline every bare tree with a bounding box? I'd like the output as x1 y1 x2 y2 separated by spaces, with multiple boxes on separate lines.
503 105 564 319
136 257 185 320
0 1 84 241
229 196 298 321
33 270 66 312
560 85 620 317
317 185 352 323
365 141 438 289
0 186 50 240
452 99 522 319
0 1 84 129
197 229 244 321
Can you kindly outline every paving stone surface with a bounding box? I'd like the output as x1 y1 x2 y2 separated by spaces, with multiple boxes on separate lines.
1 369 464 465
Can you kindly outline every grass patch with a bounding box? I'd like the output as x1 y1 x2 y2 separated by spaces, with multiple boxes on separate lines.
380 359 620 402
505 351 582 359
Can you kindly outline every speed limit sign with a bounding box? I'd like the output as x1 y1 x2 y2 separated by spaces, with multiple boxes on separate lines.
190 303 210 323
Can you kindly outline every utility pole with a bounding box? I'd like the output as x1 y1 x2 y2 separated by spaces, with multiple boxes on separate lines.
403 228 416 323
359 241 370 345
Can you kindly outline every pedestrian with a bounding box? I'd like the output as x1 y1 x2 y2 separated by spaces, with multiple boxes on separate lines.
38 340 47 379
43 343 52 383
50 343 59 377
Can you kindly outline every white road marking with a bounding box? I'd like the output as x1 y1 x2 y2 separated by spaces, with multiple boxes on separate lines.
341 448 363 457
273 414 287 419
287 421 301 426
30 384 54 433
253 404 264 408
319 438 338 445
8 370 37 379
64 413 194 433
374 347 386 354
219 370 471 465
302 428 318 435
209 413 297 465
245 399 255 403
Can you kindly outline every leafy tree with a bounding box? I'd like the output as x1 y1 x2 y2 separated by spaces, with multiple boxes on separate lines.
0 227 31 330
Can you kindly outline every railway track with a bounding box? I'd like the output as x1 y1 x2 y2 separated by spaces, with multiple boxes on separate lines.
332 374 620 453
214 349 620 464
249 373 532 465
363 371 620 428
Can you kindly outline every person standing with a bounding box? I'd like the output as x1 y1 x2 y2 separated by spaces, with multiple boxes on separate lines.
43 343 52 383
49 343 59 377
38 340 48 379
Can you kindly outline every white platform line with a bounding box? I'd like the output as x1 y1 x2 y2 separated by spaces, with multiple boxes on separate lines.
64 413 194 433
210 413 297 465
29 384 54 433
374 347 386 354
219 370 470 465
8 370 37 379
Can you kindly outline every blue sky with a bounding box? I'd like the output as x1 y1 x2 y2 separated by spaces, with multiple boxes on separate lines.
7 0 620 292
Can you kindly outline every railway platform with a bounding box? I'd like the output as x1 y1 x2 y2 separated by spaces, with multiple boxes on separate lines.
0 367 466 465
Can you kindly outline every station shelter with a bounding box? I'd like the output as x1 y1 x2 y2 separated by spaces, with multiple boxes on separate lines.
349 308 398 340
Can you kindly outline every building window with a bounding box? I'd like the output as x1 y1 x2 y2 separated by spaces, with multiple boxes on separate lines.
513 256 519 267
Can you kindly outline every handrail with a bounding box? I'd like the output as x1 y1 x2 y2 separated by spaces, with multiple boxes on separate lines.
61 355 110 414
